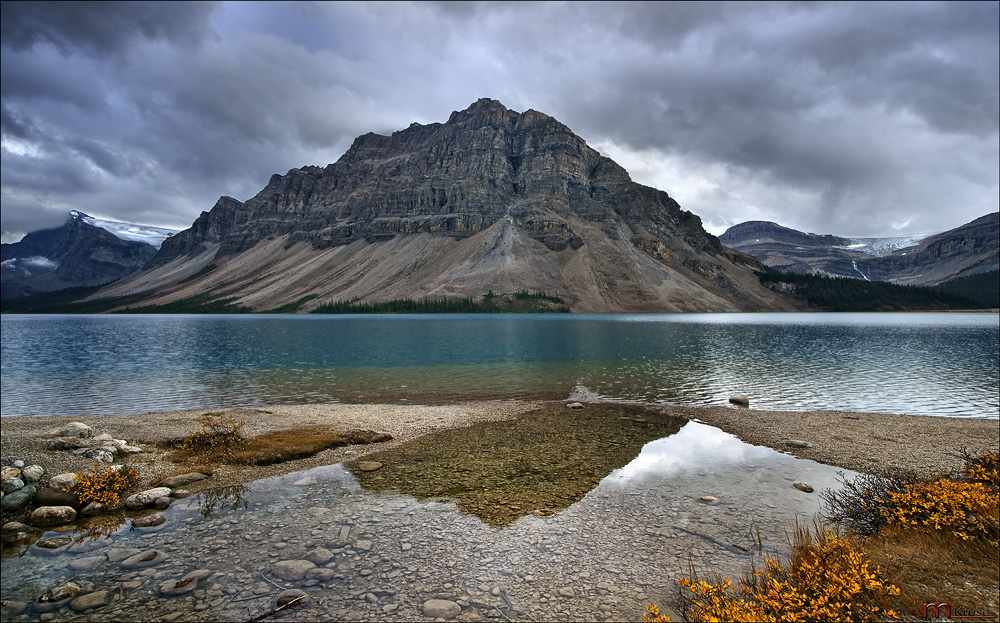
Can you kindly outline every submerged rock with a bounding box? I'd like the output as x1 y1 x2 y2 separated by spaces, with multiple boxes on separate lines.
357 461 383 472
272 559 316 581
120 549 169 569
422 598 461 619
38 582 85 603
70 590 111 612
793 481 815 493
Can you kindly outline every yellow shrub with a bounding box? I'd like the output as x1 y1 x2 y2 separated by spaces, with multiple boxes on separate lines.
674 528 898 622
962 449 999 488
68 462 140 507
641 604 672 622
884 478 999 546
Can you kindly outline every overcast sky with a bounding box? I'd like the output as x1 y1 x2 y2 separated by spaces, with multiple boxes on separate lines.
2 1 997 243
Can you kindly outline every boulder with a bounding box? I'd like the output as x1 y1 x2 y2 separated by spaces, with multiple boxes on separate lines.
120 549 169 569
0 485 35 511
22 465 44 483
132 513 166 528
1 477 24 494
70 590 111 612
153 496 173 509
49 472 79 490
28 505 77 528
34 487 81 510
271 559 316 581
728 395 750 406
45 422 93 438
422 599 462 619
124 487 172 510
38 582 85 603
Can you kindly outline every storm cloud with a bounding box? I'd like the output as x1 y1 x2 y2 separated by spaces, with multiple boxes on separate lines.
2 1 997 242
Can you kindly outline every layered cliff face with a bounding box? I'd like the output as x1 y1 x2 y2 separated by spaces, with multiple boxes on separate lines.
720 213 998 286
1 212 161 300
98 99 796 312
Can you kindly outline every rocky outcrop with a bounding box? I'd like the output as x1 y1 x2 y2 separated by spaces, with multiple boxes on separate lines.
1 212 159 300
97 99 796 313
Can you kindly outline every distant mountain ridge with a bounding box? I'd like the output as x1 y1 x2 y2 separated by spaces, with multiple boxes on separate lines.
719 213 998 286
93 99 795 313
1 212 177 300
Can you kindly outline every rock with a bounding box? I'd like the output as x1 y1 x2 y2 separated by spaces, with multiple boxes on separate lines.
28 505 77 527
0 600 26 616
1 467 20 481
565 402 584 409
305 568 338 582
48 472 79 490
84 448 114 463
793 482 815 493
81 501 105 516
170 489 193 498
44 422 93 438
39 582 85 603
120 549 169 569
34 487 81 509
132 513 166 528
1 477 24 494
124 487 172 510
153 496 173 509
293 476 318 486
48 437 89 450
12 460 25 468
354 539 373 551
422 598 462 619
122 445 144 454
159 572 203 596
786 440 813 449
69 555 107 571
303 547 334 565
93 433 113 442
106 547 142 562
357 461 383 472
558 587 576 597
70 590 110 612
699 496 719 503
22 465 44 483
1 521 32 535
36 536 73 550
272 559 316 581
157 471 209 488
729 395 750 406
0 485 35 510
274 589 309 609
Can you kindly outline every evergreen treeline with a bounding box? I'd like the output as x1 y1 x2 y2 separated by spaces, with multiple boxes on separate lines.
932 270 999 308
119 293 253 314
757 267 988 311
312 291 570 314
0 286 151 314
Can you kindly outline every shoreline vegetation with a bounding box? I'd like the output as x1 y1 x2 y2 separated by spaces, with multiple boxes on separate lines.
2 268 995 313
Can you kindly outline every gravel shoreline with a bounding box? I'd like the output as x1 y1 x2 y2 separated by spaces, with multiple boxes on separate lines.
2 401 997 495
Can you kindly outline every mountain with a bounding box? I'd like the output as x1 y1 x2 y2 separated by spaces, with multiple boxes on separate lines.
93 99 795 313
1 212 176 301
719 213 998 286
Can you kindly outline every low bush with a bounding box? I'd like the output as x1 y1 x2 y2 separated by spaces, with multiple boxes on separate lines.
675 525 899 622
68 462 140 507
172 414 247 462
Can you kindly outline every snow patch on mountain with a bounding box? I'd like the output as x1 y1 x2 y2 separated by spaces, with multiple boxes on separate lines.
70 211 179 249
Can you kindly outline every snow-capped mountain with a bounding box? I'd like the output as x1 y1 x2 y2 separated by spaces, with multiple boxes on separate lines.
71 211 178 249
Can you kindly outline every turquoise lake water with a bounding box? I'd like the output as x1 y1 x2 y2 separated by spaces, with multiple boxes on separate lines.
1 312 997 418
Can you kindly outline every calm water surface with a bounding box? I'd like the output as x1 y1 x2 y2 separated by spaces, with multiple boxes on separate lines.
1 312 997 418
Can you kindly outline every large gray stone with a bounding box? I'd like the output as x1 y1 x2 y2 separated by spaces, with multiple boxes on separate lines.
48 472 79 490
45 422 93 438
124 487 172 510
1 477 24 494
422 599 461 619
272 559 316 581
21 465 44 483
70 590 111 612
28 505 77 528
303 547 334 565
0 485 34 511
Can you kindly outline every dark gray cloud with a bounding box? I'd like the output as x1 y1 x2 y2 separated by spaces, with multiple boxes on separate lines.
2 1 997 243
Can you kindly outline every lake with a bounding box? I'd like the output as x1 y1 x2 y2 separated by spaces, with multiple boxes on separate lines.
2 312 997 418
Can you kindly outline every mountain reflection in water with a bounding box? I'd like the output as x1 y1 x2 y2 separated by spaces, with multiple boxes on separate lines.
346 403 685 526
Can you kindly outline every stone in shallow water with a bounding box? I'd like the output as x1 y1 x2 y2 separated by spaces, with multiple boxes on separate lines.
422 598 461 619
70 590 111 612
728 396 750 406
120 549 169 569
39 582 84 603
69 555 107 571
272 559 316 581
132 513 166 528
357 461 383 472
125 487 172 510
274 589 309 609
303 547 334 565
294 476 318 486
792 481 815 493
36 536 73 549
